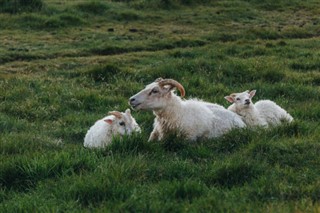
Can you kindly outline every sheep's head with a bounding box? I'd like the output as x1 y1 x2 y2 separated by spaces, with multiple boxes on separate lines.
104 109 141 135
224 90 256 108
129 78 185 111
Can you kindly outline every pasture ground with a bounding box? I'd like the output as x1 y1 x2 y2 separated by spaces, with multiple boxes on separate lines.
1 0 320 212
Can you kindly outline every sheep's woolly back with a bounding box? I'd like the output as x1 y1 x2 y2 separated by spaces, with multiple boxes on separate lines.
208 104 247 135
151 95 245 141
255 100 293 126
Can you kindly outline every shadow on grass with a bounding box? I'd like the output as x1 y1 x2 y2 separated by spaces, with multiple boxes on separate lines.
108 133 155 155
0 149 98 191
0 0 44 14
90 39 207 56
204 161 263 188
160 180 208 202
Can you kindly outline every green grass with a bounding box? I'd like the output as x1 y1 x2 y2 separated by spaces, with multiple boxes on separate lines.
1 0 320 212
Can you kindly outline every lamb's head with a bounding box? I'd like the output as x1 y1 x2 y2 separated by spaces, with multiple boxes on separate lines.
225 90 256 108
105 109 141 135
129 78 185 111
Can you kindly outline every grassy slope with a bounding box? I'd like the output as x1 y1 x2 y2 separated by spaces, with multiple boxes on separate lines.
0 0 320 212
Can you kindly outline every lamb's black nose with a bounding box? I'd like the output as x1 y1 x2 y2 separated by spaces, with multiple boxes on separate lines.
245 99 250 104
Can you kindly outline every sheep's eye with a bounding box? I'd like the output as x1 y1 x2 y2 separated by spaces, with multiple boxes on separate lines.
149 88 159 95
236 98 241 101
119 121 125 126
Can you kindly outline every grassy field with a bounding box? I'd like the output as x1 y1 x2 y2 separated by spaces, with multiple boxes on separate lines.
1 0 320 212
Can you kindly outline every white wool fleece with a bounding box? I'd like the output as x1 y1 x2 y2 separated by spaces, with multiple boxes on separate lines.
129 78 245 142
84 109 140 148
225 90 293 127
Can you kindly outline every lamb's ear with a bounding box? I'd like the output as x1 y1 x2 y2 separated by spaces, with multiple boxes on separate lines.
249 90 256 98
125 109 131 115
224 96 234 103
104 119 113 124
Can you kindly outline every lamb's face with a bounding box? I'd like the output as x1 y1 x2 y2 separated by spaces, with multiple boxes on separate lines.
105 109 140 136
129 82 172 111
105 115 127 136
225 90 256 108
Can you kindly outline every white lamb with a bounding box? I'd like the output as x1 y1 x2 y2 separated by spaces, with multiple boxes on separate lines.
84 109 141 148
129 78 246 141
225 90 293 128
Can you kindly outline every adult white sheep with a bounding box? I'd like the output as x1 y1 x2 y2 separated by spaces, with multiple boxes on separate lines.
225 90 293 127
129 78 246 141
84 109 141 148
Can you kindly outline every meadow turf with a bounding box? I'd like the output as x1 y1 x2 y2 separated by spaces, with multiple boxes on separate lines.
0 0 320 212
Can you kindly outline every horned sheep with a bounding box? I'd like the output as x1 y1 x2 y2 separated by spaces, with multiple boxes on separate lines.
84 109 141 148
129 78 246 141
225 90 293 128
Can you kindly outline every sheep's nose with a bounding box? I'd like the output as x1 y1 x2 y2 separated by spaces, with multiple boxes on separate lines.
245 99 250 104
129 98 135 104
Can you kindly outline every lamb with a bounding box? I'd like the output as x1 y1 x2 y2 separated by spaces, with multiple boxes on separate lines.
84 109 141 148
129 78 246 141
224 90 293 127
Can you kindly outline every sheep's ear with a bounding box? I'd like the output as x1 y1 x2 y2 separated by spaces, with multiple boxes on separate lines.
249 90 256 98
155 78 163 82
224 96 234 103
167 85 175 92
161 85 174 95
104 119 113 124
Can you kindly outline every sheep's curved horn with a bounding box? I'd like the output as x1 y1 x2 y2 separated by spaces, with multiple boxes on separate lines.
108 111 122 119
159 79 185 97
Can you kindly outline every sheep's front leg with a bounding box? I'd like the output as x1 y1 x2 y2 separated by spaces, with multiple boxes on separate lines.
148 120 164 142
148 129 160 141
